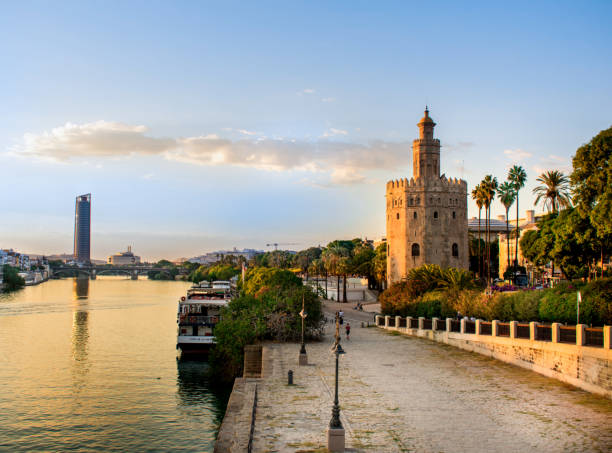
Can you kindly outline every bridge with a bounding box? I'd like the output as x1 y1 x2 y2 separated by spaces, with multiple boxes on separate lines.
51 265 186 280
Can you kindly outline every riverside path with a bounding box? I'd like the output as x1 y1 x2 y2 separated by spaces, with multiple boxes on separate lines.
251 302 612 452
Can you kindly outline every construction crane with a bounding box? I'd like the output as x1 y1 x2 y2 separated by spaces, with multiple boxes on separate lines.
266 242 299 251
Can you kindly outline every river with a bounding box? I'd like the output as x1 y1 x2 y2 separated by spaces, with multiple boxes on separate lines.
0 277 231 452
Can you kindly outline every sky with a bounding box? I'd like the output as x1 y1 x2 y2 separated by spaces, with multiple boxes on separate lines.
1 1 611 261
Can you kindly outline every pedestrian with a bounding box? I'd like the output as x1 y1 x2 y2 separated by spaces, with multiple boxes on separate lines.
339 310 344 325
345 322 350 340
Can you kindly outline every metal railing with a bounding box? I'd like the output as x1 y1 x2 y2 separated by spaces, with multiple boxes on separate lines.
536 325 552 341
585 327 603 347
559 326 576 344
497 323 510 337
178 315 219 325
388 317 396 328
450 319 461 332
377 316 384 326
398 317 407 328
409 318 419 329
435 321 446 331
516 323 530 339
480 322 492 335
465 321 476 334
422 319 432 330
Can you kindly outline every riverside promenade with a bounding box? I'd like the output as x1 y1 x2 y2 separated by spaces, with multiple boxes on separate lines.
248 302 612 452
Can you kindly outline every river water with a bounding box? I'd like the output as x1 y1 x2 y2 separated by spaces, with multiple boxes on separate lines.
0 277 231 452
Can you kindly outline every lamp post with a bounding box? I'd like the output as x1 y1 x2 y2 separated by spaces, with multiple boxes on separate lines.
299 293 308 365
327 313 345 452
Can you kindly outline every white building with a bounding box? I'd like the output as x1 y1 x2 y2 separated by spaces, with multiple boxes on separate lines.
188 248 263 264
107 246 141 265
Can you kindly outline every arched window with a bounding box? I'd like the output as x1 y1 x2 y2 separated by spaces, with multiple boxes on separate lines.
410 197 414 205
452 211 456 219
452 243 459 257
413 211 417 219
412 243 420 256
434 211 438 219
399 199 402 206
416 197 420 204
396 213 400 220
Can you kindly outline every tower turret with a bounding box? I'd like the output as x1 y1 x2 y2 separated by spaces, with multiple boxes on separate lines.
412 107 441 179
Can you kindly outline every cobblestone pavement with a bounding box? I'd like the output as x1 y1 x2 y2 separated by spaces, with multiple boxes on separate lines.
252 308 612 452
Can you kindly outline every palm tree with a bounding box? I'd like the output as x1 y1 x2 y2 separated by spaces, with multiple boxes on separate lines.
533 170 572 213
497 181 516 274
471 184 484 279
508 165 527 269
481 175 498 286
322 245 349 302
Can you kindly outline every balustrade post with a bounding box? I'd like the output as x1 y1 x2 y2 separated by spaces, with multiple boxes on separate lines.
375 315 382 327
395 316 402 330
432 317 439 331
551 323 561 343
509 321 517 339
418 317 425 330
446 318 452 332
529 322 538 341
604 326 611 349
492 320 499 337
384 315 390 328
576 324 586 346
475 319 482 335
406 317 413 329
460 318 466 334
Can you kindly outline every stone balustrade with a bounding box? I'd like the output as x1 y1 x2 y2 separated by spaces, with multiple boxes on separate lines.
376 315 612 398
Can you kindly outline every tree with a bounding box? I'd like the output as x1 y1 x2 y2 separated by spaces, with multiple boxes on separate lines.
2 265 25 292
350 243 376 288
322 244 349 302
292 247 322 281
497 181 516 272
372 243 387 290
508 165 527 268
571 126 612 276
471 184 484 279
533 170 572 213
480 175 498 285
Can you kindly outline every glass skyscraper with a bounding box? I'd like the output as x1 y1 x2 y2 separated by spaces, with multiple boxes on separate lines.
74 194 91 263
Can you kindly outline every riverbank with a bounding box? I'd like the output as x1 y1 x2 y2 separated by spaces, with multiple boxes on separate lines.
216 311 612 452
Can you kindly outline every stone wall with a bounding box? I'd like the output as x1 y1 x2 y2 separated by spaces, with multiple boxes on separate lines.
215 378 258 453
376 315 612 399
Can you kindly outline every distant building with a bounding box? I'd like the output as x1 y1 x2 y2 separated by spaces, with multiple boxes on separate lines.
108 246 141 265
74 194 91 263
188 248 263 264
386 109 469 285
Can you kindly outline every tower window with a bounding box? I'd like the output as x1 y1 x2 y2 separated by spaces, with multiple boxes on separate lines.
410 197 414 205
416 197 420 204
452 211 456 219
396 213 400 220
413 212 417 219
434 211 438 219
452 243 459 257
412 243 420 256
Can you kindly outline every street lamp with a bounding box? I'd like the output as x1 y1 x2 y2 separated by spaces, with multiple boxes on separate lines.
327 313 345 452
299 293 308 365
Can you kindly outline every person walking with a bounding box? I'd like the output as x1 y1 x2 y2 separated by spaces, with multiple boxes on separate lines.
339 310 344 325
345 322 350 340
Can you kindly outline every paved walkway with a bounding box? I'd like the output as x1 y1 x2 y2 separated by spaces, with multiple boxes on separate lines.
252 305 612 452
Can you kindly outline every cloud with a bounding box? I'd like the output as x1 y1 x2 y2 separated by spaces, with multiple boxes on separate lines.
297 88 316 95
12 120 413 186
321 128 348 138
503 148 532 163
142 173 155 180
321 97 336 103
532 154 572 175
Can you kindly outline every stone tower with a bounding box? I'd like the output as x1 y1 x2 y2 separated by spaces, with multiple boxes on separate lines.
386 109 469 285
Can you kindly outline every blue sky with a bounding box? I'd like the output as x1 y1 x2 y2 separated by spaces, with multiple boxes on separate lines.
1 1 611 260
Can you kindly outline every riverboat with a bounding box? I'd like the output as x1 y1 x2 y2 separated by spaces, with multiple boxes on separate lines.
176 280 232 358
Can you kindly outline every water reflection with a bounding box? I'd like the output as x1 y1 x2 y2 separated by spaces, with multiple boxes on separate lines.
176 360 231 425
73 277 89 299
71 280 90 392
